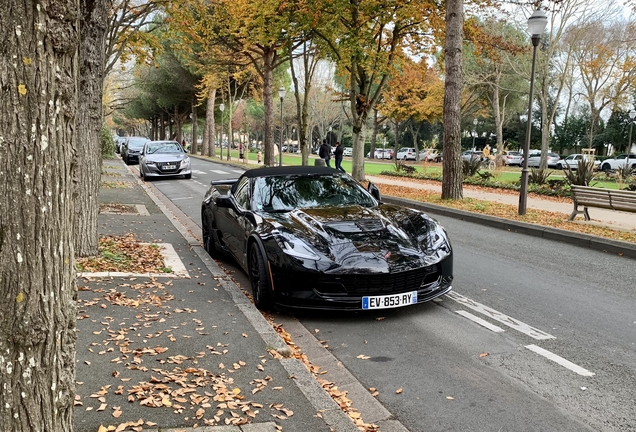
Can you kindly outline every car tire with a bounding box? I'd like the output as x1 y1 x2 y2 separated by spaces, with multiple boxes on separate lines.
184 173 192 179
140 168 146 181
557 163 563 170
202 213 223 258
249 242 274 311
601 163 612 173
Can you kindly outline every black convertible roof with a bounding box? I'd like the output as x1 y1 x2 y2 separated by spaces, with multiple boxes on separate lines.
241 165 339 178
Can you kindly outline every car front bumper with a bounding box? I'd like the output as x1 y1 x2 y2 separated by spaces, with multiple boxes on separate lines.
267 254 453 311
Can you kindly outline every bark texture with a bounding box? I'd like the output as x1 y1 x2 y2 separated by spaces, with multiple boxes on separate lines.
74 0 107 257
441 0 464 200
0 1 79 431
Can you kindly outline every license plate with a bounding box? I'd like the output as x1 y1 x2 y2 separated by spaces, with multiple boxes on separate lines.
362 291 417 310
162 165 176 170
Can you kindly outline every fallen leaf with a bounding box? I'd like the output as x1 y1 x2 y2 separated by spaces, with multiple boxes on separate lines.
479 352 489 358
446 396 454 400
357 355 371 360
396 388 403 394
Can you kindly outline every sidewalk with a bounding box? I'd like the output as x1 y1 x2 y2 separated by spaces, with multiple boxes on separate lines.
74 158 363 432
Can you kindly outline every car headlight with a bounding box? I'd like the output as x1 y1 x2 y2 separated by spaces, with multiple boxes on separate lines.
425 221 451 259
180 157 191 168
145 160 156 166
273 230 320 260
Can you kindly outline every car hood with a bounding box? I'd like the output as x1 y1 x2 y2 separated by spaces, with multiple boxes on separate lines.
262 204 448 272
144 153 187 163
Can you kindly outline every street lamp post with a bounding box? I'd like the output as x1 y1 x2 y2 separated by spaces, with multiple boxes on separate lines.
472 118 477 150
219 103 225 159
627 109 636 158
278 87 286 166
519 9 548 216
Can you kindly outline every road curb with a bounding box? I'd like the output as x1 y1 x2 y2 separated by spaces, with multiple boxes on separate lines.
382 195 636 260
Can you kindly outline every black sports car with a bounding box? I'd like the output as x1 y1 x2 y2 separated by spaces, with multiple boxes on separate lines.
201 166 453 311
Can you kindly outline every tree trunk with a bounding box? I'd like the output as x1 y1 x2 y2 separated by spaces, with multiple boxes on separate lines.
203 86 216 157
191 99 198 154
263 48 276 166
74 0 108 257
441 0 464 200
0 1 79 430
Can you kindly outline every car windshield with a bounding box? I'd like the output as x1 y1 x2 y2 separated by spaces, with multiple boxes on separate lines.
252 174 377 212
127 138 148 149
146 142 183 154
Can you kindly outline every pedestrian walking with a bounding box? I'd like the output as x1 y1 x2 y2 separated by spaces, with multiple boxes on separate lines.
319 139 331 168
334 141 345 172
257 150 262 164
239 143 245 161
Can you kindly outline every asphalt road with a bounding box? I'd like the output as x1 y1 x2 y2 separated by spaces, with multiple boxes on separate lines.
135 157 636 431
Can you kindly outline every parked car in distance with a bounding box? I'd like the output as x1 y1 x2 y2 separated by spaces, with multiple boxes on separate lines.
461 150 483 162
370 149 393 159
200 165 453 311
115 136 127 154
502 151 523 167
599 154 636 172
555 154 601 170
396 147 417 160
343 147 353 157
121 136 150 165
139 140 191 181
419 149 440 162
526 152 560 168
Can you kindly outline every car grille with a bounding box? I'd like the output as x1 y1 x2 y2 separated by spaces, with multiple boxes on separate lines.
156 160 180 173
314 265 440 296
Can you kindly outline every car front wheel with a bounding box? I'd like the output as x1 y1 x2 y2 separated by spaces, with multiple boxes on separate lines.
249 242 274 311
601 163 612 173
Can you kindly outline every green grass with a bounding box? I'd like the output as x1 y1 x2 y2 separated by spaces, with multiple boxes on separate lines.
207 150 631 190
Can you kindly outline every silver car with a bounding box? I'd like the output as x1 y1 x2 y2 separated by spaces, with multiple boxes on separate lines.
139 140 192 180
526 152 560 168
555 154 600 170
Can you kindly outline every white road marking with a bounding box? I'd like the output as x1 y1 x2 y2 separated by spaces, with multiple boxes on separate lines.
456 310 505 333
171 197 193 201
231 170 245 174
191 169 207 174
525 345 595 377
211 170 230 174
446 292 555 340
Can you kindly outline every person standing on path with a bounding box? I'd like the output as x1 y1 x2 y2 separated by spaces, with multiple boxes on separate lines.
319 139 332 168
334 141 345 172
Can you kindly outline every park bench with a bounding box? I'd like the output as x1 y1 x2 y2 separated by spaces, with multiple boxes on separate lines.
569 185 636 221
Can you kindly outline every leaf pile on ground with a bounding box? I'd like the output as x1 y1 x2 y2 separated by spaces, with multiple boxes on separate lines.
265 315 379 432
77 277 287 431
99 203 138 214
101 181 133 189
377 180 636 244
76 234 168 273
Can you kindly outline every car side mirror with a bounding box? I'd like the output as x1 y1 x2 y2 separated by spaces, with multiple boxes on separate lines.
216 195 235 210
367 182 381 201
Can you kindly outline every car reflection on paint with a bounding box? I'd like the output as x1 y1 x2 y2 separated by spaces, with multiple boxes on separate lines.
201 166 453 311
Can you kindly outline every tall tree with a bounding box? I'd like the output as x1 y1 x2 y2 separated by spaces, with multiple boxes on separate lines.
314 0 443 181
566 17 636 153
442 0 464 199
1 0 79 430
464 19 527 166
74 0 109 257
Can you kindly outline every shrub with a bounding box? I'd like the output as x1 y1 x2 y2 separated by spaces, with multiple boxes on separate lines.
563 159 596 186
101 126 116 159
462 157 482 177
396 161 417 175
528 168 552 185
614 163 634 184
